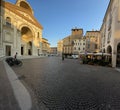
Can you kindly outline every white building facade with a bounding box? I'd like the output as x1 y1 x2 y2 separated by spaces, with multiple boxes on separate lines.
85 31 101 53
0 0 43 57
100 0 120 67
73 37 86 54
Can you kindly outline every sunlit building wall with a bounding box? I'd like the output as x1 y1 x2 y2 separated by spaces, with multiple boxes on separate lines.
85 30 101 53
73 37 86 54
50 47 57 55
63 28 83 56
42 38 50 56
57 40 63 56
100 0 120 67
0 0 43 57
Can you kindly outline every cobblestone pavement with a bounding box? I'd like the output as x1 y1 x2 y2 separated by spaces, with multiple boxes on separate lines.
12 57 120 110
0 61 21 110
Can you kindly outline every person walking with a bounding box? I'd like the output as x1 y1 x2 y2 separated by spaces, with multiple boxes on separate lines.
14 52 18 60
62 53 64 61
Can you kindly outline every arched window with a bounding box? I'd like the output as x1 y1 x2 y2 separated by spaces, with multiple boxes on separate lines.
107 45 112 54
37 32 39 38
20 1 33 14
117 43 120 67
6 17 11 26
74 47 76 50
107 31 111 43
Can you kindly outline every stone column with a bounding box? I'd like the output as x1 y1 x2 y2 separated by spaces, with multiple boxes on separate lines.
112 53 116 67
32 40 37 56
0 16 2 48
17 30 21 56
39 42 42 54
12 21 18 55
112 44 117 67
0 15 4 57
24 44 28 55
0 16 2 57
118 0 120 21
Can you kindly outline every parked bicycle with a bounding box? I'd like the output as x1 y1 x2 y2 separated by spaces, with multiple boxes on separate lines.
6 57 23 66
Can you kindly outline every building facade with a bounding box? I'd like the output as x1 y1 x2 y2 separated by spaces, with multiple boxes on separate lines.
0 0 43 57
85 30 101 53
63 28 83 56
57 40 63 56
73 37 86 54
100 0 120 67
50 47 57 55
42 38 50 56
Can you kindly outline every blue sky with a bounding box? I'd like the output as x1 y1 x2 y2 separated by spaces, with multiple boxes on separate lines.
6 0 110 47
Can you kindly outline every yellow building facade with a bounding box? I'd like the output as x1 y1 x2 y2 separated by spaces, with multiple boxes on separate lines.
42 38 50 56
85 30 101 53
57 40 63 56
63 28 83 56
0 0 43 57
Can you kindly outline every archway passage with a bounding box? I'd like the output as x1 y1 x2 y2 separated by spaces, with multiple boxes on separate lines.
21 27 33 55
107 45 112 64
117 43 120 67
107 45 112 54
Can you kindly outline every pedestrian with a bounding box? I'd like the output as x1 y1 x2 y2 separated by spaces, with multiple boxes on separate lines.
14 52 18 60
62 53 64 61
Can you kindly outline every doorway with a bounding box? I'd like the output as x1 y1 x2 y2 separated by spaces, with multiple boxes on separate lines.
21 46 24 55
6 45 11 56
117 43 120 67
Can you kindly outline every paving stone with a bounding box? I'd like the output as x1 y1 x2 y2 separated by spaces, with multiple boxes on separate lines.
12 57 120 110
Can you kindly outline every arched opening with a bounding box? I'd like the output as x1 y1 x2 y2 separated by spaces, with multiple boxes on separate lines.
6 45 11 56
117 43 120 67
6 17 11 26
107 45 112 64
107 45 112 54
21 27 33 55
28 41 32 55
103 48 105 53
20 1 33 14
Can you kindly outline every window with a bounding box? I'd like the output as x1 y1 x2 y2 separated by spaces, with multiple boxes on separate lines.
6 17 11 27
95 37 98 42
95 44 98 49
37 32 39 38
88 44 90 49
108 13 112 31
107 32 111 43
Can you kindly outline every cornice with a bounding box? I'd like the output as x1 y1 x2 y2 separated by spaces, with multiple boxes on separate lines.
100 0 113 31
2 1 43 29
